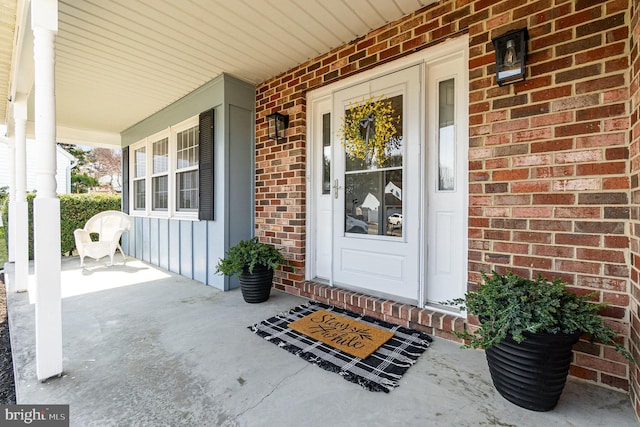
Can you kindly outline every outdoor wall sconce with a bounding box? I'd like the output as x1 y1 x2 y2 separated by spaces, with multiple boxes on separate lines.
492 28 528 86
267 112 289 141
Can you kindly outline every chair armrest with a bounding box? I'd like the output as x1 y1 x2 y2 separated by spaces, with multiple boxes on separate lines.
108 228 126 247
74 229 92 244
112 228 125 239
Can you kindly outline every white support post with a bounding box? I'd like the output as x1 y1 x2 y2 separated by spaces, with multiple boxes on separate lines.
7 137 16 265
32 0 62 381
14 96 30 294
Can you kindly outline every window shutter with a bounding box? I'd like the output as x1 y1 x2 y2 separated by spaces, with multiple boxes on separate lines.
122 146 129 214
199 109 215 220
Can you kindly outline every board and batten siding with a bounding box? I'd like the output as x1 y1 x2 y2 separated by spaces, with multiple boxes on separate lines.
129 216 210 285
121 73 255 291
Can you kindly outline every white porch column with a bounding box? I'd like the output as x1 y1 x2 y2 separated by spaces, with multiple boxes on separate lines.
14 97 30 294
6 136 16 265
32 0 62 381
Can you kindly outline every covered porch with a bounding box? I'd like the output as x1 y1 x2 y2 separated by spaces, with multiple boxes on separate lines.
2 0 640 423
4 257 637 426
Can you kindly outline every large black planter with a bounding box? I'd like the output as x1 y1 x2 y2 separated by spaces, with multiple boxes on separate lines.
239 265 274 303
485 331 581 412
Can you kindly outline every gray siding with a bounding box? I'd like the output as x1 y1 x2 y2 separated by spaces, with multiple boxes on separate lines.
123 217 211 283
149 217 159 266
169 220 180 274
142 219 151 261
134 217 144 260
179 221 193 278
193 220 208 283
121 73 255 291
159 219 169 270
229 105 254 247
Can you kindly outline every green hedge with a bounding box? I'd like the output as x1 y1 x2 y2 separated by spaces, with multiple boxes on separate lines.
1 193 122 259
0 193 6 264
0 195 10 261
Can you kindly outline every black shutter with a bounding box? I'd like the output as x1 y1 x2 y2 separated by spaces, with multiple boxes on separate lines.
199 109 215 220
122 146 129 214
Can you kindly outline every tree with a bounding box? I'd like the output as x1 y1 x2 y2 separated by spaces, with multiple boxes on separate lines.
71 172 99 193
59 143 91 168
88 148 122 190
59 144 122 193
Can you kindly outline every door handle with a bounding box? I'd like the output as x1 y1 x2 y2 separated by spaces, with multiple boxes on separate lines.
333 179 342 199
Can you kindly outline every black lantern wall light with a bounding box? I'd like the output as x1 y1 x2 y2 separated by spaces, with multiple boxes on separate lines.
266 112 289 141
492 28 528 86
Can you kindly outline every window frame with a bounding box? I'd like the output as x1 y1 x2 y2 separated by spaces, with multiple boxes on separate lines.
151 134 170 212
132 145 147 212
128 115 200 220
174 120 200 213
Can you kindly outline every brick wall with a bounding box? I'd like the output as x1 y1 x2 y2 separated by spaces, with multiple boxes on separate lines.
255 0 634 397
468 0 632 392
628 0 640 416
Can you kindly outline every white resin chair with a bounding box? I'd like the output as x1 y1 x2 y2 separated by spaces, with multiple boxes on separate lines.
74 210 131 267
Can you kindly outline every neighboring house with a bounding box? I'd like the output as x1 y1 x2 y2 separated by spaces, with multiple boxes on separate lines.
0 141 76 194
97 175 122 193
385 181 402 201
5 0 640 419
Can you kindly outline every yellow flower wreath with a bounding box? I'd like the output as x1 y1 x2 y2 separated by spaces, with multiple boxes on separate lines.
338 95 399 167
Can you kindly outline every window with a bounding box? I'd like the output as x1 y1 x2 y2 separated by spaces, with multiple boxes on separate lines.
322 113 331 195
438 78 455 191
133 147 146 210
152 138 169 210
344 94 403 237
127 116 200 218
176 126 199 211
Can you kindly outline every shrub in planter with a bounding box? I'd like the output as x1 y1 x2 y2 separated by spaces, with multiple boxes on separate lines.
445 271 633 411
215 238 285 303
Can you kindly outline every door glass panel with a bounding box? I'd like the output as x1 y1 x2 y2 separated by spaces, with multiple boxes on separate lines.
343 95 403 237
345 170 402 236
322 113 331 194
438 79 455 191
345 95 403 172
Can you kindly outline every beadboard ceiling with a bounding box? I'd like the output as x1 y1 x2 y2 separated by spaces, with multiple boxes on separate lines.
0 0 16 128
1 0 437 146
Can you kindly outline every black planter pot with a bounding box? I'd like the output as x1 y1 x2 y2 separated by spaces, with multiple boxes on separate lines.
485 331 581 412
239 265 274 303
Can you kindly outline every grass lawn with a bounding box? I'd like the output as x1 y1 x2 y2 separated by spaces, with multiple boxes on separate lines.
0 233 6 266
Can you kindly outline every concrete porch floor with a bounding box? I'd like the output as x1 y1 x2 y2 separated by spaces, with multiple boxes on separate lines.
4 257 638 426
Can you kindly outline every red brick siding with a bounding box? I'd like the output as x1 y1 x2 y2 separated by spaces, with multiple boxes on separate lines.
469 0 632 394
628 0 640 417
255 0 634 400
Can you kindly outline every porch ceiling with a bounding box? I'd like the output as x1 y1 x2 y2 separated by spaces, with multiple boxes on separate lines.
0 0 17 127
1 0 437 146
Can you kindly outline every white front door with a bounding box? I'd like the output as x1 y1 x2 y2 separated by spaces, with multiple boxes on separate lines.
332 65 421 302
307 37 468 307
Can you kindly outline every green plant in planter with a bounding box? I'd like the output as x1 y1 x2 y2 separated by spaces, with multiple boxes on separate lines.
445 270 634 362
215 237 285 277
